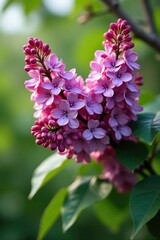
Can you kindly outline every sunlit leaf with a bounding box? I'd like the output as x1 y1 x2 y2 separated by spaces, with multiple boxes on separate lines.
116 141 149 171
37 188 67 240
131 112 160 144
29 153 69 199
130 175 160 239
62 176 112 232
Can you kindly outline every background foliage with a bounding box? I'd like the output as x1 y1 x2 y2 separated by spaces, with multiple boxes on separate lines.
0 0 160 239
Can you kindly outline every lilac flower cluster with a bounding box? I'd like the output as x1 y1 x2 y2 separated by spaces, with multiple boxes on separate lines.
24 19 142 192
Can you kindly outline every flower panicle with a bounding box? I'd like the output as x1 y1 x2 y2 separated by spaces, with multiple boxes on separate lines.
24 18 143 192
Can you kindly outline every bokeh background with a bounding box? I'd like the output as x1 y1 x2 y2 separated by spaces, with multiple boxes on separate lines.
0 0 160 239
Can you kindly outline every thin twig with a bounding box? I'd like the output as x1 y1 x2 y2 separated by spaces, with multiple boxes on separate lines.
101 0 160 52
141 0 157 34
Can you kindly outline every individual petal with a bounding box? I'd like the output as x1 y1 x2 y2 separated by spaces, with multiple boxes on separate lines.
58 115 69 126
92 103 103 114
121 73 132 82
42 82 52 90
90 61 102 72
46 95 54 106
104 88 114 97
59 100 69 111
68 110 78 119
83 129 93 140
51 109 63 119
93 128 106 139
73 99 85 110
59 71 74 80
109 117 118 127
88 119 99 129
68 119 79 129
120 126 132 136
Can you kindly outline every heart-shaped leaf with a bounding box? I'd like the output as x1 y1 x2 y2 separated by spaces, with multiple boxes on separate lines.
131 112 160 144
116 141 149 171
29 153 69 199
62 176 112 232
130 175 160 239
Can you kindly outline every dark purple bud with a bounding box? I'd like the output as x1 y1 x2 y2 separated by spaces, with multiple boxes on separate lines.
57 134 63 141
51 133 57 141
67 151 74 159
43 43 49 52
112 44 118 50
41 126 49 132
30 58 37 64
65 137 72 146
24 47 31 55
43 141 49 148
28 38 35 46
125 36 132 42
39 68 46 74
110 23 117 31
117 34 123 41
48 119 56 127
58 142 65 152
71 133 79 140
31 125 41 131
120 20 127 30
31 49 37 55
128 42 134 48
36 139 43 145
50 142 57 150
45 48 51 56
24 65 31 72
123 26 131 35
41 132 47 138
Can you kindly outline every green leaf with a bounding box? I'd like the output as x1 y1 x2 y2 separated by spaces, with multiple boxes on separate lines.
131 112 160 144
62 176 112 232
130 175 160 239
94 198 128 232
37 188 67 240
116 141 149 171
29 153 69 199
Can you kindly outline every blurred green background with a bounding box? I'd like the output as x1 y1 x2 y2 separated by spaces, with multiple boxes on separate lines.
0 0 160 239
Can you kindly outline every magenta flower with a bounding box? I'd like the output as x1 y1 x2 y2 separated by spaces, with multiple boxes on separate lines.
83 120 106 140
63 78 82 94
89 61 105 81
67 92 85 110
85 94 103 115
123 50 140 70
25 70 41 92
34 86 54 108
107 65 132 86
95 76 114 97
89 135 110 152
42 76 64 95
113 125 132 140
108 107 129 127
104 53 124 72
51 100 79 128
45 53 64 73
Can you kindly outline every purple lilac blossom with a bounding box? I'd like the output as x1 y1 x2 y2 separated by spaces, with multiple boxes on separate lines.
24 18 142 192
